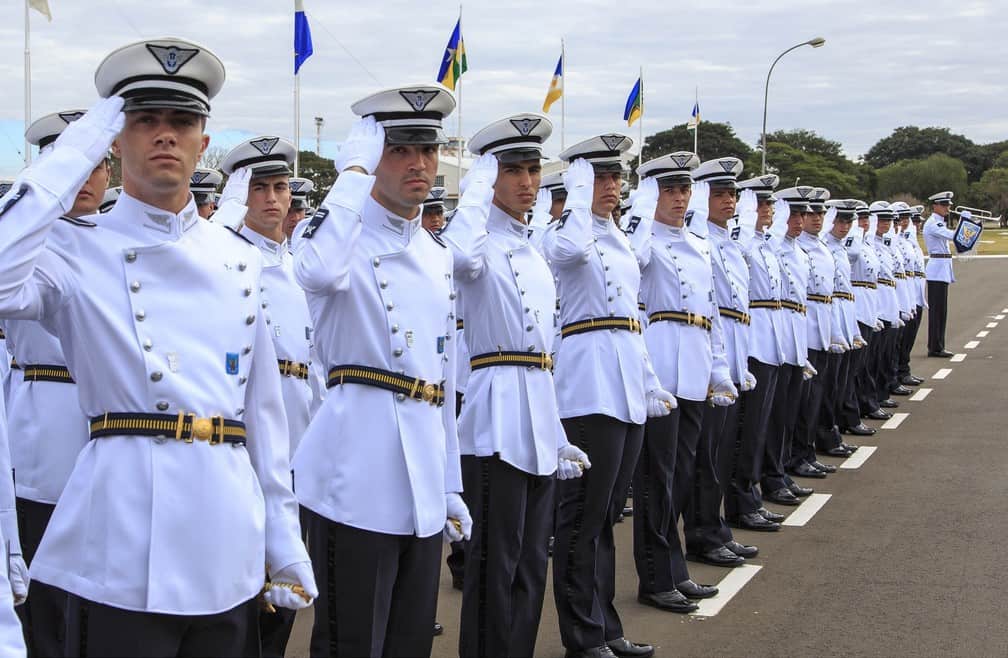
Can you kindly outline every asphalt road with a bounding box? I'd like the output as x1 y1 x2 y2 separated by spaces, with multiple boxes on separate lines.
287 256 1008 658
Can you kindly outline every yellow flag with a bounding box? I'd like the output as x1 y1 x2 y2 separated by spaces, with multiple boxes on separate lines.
29 0 52 21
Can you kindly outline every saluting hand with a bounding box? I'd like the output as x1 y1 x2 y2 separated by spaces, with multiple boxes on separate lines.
336 116 385 175
459 153 498 205
562 158 594 210
54 96 125 167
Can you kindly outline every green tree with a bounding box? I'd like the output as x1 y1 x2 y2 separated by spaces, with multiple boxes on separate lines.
875 153 968 202
864 126 985 181
968 167 1008 227
296 150 337 208
745 142 864 198
642 122 753 163
764 129 843 160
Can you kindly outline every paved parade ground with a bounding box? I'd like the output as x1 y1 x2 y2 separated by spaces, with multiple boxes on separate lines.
288 257 1008 658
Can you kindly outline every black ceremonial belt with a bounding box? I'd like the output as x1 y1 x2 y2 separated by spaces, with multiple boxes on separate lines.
277 359 309 380
326 364 445 407
89 412 247 446
648 310 712 331
470 351 553 371
718 307 752 325
561 316 642 339
893 272 907 280
22 363 75 384
749 299 782 310
929 253 952 259
851 280 877 289
807 294 833 304
878 278 896 287
833 291 855 302
781 299 807 315
913 270 925 278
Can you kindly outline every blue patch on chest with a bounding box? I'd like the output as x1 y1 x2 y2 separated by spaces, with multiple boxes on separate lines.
226 352 240 375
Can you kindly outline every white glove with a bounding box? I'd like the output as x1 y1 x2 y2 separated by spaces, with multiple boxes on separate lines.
646 388 677 417
630 176 659 221
557 444 592 480
821 206 838 237
444 492 473 543
263 561 318 611
802 362 818 380
828 341 847 354
740 370 758 392
8 555 28 606
459 152 498 204
709 379 739 407
562 158 595 210
212 165 252 230
335 116 385 174
530 188 552 228
54 96 125 167
899 310 911 322
686 180 709 227
770 198 791 238
874 320 884 331
895 318 905 329
852 335 867 349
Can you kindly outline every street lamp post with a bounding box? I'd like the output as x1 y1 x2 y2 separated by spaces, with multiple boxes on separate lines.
761 37 826 174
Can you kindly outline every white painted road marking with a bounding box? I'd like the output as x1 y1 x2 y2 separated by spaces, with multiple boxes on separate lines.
840 446 877 470
950 354 966 363
965 341 979 349
977 331 989 338
996 314 1006 319
910 388 932 401
933 368 952 379
691 564 763 617
882 412 909 429
781 493 832 527
987 322 998 328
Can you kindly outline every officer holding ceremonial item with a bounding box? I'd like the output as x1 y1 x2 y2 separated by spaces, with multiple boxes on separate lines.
292 84 471 658
189 166 222 218
546 134 673 658
923 191 956 357
441 112 588 658
0 37 315 656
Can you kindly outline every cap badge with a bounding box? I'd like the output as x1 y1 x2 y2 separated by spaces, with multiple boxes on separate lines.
398 89 439 112
718 159 737 173
509 117 541 137
600 135 626 151
146 44 199 75
290 181 305 192
58 111 85 125
760 175 776 186
250 137 280 156
431 189 445 199
797 185 814 198
190 171 210 185
670 154 693 168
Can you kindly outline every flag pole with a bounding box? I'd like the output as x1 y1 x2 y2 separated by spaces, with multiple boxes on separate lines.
456 5 463 199
560 38 566 152
693 86 698 156
637 66 643 171
293 0 300 176
24 0 32 166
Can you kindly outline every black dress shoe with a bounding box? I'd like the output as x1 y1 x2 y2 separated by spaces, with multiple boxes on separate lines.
606 638 654 658
434 622 444 636
843 423 876 436
841 442 859 452
764 487 802 505
736 511 781 530
637 590 698 614
725 539 759 557
677 579 719 598
825 445 851 457
900 376 922 386
811 460 837 474
890 385 913 396
565 646 618 658
758 507 785 522
789 462 827 479
689 545 744 566
788 482 814 497
864 409 891 420
879 398 899 408
928 350 954 358
622 506 633 517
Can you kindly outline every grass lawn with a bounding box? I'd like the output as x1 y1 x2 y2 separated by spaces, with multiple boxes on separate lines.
970 225 1008 255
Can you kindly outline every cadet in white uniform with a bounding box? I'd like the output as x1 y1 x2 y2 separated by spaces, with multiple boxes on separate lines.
0 38 315 656
923 191 956 357
284 177 315 239
0 391 28 658
545 135 673 658
6 109 110 656
190 167 222 219
870 203 904 411
292 86 471 658
442 114 588 658
897 205 927 384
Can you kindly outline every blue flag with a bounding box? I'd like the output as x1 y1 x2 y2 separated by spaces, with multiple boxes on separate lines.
294 0 314 74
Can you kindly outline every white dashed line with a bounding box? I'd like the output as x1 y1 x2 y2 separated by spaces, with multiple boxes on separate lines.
691 564 763 617
950 354 966 363
933 368 952 379
965 341 980 349
987 322 998 328
781 493 832 527
977 331 989 338
910 388 932 401
996 314 1006 319
840 446 877 470
882 412 909 429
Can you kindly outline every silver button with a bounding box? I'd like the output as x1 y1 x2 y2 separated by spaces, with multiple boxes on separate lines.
150 371 163 382
124 250 137 263
607 296 614 302
246 315 255 325
135 310 146 321
519 289 526 295
526 325 534 332
262 302 269 309
156 401 169 411
513 271 520 277
386 303 394 311
391 325 399 333
524 307 530 313
528 345 535 351
396 393 406 402
244 287 252 297
243 345 252 355
449 292 457 300
604 266 610 271
238 262 247 272
130 281 141 293
380 280 388 289
393 348 403 357
598 250 605 256
373 257 381 267
236 407 245 416
507 251 514 258
143 339 153 351
239 376 248 385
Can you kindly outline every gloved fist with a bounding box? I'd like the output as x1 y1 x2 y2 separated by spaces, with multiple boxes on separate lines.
557 444 591 480
212 165 252 230
54 96 125 166
709 379 739 407
646 388 677 417
852 336 867 349
828 341 847 354
444 492 473 543
335 116 385 174
740 370 758 392
8 555 28 606
899 311 911 322
874 320 884 332
263 561 318 611
459 153 498 204
562 158 595 210
802 362 818 381
895 318 906 329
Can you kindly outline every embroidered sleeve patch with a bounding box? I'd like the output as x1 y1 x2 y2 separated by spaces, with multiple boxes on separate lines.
624 215 642 235
301 208 329 239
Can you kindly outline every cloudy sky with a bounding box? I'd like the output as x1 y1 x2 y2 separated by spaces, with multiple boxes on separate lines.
1 0 1004 178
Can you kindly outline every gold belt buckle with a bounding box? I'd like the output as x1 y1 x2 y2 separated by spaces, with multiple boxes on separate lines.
421 382 437 404
192 416 214 442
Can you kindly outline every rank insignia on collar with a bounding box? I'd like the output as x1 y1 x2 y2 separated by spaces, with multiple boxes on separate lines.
250 137 280 156
226 352 239 375
146 44 199 75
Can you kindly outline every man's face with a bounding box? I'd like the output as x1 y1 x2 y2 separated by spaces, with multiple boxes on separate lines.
372 143 439 216
857 214 870 231
494 158 542 221
876 218 892 236
70 160 111 217
708 187 737 225
831 218 853 239
244 174 291 238
786 210 804 238
756 198 774 230
549 192 567 220
654 183 691 226
591 171 622 217
113 109 208 200
196 202 215 219
284 206 306 237
933 202 950 218
804 210 824 235
422 206 445 231
897 216 910 231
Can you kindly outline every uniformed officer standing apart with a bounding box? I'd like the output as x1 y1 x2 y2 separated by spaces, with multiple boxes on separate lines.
442 114 589 658
546 134 674 658
189 166 222 218
292 86 472 658
219 135 319 658
0 37 315 656
625 153 730 616
5 109 109 657
923 191 956 358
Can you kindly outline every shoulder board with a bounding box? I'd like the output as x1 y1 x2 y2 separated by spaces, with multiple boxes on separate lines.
730 226 741 241
0 185 26 219
424 227 447 247
227 227 254 245
301 208 329 239
624 215 642 235
58 215 97 228
558 209 572 228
